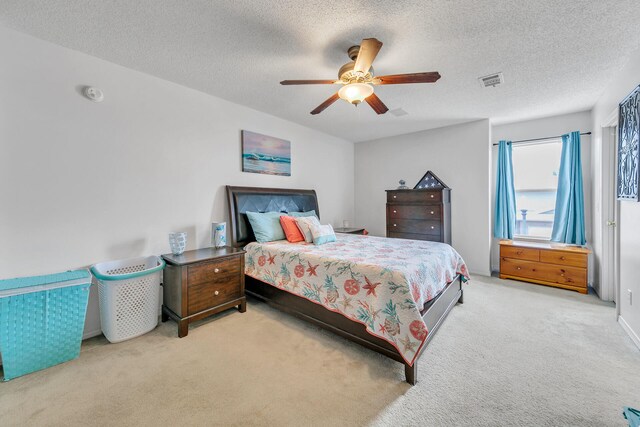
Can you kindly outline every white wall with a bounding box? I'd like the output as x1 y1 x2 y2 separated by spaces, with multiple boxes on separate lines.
0 26 355 338
591 48 640 346
490 111 593 276
354 120 492 276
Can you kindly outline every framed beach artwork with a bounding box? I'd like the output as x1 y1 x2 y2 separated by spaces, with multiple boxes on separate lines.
241 130 291 176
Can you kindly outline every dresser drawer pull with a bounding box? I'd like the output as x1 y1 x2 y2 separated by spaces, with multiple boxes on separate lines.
430 194 434 198
430 211 434 215
214 268 220 273
516 251 523 255
214 290 219 296
430 226 435 230
393 195 397 199
393 210 397 213
560 256 566 260
516 267 521 270
393 224 397 227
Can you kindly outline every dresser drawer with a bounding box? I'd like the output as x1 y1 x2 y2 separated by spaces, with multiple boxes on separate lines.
388 205 441 220
540 250 587 268
500 258 586 287
388 232 442 242
388 219 441 235
387 191 441 204
187 257 241 287
188 272 242 315
501 246 539 262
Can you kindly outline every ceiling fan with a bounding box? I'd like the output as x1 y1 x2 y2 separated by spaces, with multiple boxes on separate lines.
280 38 441 115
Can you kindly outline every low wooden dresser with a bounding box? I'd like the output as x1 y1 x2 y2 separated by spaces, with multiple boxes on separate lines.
162 247 246 337
499 240 590 294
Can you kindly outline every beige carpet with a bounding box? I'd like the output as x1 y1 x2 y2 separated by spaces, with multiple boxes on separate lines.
1 275 639 426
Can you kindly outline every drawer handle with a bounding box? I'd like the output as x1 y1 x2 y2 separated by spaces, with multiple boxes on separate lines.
430 211 434 215
214 290 219 296
560 256 566 260
393 224 397 227
430 194 434 198
516 251 523 255
393 195 397 199
430 226 435 230
516 267 521 270
393 210 397 213
214 268 220 273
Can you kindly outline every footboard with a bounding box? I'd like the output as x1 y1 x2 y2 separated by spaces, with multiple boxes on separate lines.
405 274 463 384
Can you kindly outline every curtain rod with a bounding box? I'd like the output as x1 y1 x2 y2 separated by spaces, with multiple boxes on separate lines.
492 132 591 146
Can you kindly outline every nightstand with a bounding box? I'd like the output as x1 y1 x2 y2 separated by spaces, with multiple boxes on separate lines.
161 247 246 337
334 227 366 235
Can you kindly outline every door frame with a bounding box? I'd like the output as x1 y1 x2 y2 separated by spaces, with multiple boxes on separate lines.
599 109 619 305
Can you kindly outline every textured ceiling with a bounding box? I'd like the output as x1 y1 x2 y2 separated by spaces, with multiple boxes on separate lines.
1 1 639 142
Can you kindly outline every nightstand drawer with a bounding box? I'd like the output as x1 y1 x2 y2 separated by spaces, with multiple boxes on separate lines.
187 257 241 287
188 274 242 315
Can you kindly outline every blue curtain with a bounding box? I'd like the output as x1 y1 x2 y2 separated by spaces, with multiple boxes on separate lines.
494 140 517 239
551 131 586 245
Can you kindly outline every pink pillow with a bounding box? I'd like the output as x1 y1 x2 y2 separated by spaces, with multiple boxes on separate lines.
280 216 305 243
294 216 321 243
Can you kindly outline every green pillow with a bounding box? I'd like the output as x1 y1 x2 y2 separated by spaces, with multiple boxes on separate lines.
288 210 318 219
246 211 286 243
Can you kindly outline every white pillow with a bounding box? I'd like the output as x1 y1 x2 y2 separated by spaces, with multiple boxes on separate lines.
295 216 321 243
309 223 337 245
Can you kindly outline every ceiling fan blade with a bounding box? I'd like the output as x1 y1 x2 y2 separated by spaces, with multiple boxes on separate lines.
365 93 389 115
354 38 383 74
375 72 441 85
281 80 338 85
310 93 340 115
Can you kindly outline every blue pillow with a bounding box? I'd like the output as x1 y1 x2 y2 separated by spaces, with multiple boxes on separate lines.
246 211 286 243
309 223 337 245
288 210 318 219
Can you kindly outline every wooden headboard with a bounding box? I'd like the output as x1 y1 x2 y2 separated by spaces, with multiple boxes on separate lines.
226 186 319 247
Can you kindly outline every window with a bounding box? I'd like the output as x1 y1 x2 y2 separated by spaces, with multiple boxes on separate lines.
512 140 562 239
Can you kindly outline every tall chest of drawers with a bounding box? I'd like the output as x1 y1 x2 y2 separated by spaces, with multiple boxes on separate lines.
386 189 451 244
499 240 590 294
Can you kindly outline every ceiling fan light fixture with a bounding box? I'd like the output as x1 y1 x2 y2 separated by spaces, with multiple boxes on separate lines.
338 82 374 105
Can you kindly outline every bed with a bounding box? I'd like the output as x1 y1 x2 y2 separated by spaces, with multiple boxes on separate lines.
226 185 468 384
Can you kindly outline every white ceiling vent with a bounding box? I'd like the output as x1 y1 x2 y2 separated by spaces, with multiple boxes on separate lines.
389 108 409 117
478 72 504 88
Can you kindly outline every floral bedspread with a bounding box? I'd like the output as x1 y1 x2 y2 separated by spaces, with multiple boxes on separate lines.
244 234 469 366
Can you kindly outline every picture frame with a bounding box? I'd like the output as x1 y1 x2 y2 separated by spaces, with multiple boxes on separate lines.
617 84 640 201
241 130 291 176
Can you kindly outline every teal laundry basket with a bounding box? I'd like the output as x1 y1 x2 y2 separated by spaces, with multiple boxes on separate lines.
0 270 91 381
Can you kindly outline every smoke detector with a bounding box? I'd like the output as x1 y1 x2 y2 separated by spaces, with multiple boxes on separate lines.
478 72 504 88
83 86 104 102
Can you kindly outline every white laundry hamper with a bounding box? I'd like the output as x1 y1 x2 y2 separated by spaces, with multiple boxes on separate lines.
90 256 165 343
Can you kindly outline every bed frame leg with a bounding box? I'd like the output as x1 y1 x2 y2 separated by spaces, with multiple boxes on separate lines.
458 289 464 304
404 363 417 385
